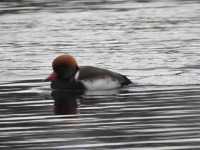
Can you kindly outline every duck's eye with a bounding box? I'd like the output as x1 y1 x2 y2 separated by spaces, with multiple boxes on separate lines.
53 65 67 76
58 66 64 71
58 66 69 74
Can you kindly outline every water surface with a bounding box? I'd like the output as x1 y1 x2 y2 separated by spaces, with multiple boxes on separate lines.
1 0 200 149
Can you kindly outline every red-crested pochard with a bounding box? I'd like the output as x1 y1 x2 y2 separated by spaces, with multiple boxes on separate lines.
43 55 132 90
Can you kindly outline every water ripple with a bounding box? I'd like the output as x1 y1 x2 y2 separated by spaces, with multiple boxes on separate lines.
1 0 200 149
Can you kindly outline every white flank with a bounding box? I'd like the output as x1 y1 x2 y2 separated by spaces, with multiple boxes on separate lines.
81 77 121 90
75 71 79 80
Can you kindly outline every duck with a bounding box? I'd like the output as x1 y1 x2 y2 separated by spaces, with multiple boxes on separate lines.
43 55 132 90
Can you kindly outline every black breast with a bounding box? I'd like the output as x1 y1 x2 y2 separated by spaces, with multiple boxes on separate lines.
51 78 86 90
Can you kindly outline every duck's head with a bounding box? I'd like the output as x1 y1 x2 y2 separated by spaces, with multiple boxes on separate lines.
43 55 79 81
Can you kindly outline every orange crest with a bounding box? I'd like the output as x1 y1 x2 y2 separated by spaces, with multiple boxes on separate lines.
52 55 78 68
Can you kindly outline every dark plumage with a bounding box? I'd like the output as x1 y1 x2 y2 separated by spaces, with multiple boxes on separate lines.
43 55 132 90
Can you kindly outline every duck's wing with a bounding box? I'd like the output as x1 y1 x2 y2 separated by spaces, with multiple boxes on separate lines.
78 66 132 86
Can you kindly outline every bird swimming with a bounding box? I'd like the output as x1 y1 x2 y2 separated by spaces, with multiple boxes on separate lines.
43 55 132 90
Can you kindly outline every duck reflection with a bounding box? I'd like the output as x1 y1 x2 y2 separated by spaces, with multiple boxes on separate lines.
51 89 122 115
51 90 84 115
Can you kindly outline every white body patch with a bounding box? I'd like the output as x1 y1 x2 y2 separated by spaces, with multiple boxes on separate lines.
81 77 121 90
75 71 79 80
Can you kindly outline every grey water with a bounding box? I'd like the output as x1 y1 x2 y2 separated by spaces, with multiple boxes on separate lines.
1 0 200 149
